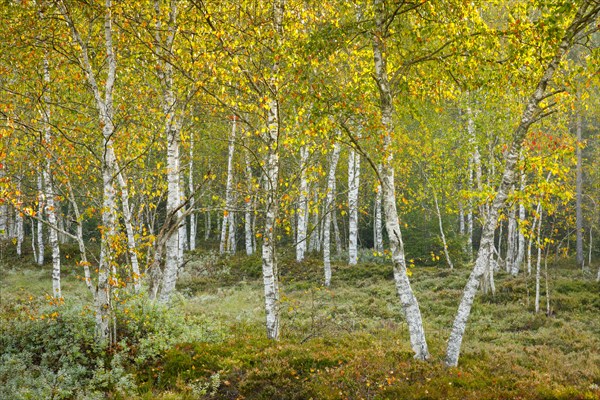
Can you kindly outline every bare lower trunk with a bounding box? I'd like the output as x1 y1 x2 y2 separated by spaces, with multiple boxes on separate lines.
260 0 284 340
323 143 341 286
156 0 183 303
179 171 187 263
296 146 308 261
220 116 237 255
535 206 543 313
40 51 60 298
160 123 182 303
348 146 360 265
445 1 595 365
189 134 196 251
0 167 6 238
16 179 23 257
374 163 384 253
245 150 254 255
36 171 44 265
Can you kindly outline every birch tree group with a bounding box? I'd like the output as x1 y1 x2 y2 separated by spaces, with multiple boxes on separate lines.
1 0 599 367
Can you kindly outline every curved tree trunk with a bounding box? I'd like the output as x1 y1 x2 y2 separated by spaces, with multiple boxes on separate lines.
324 142 341 286
445 2 598 365
372 0 429 360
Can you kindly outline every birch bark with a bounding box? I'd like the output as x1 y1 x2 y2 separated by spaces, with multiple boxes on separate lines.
156 0 184 303
15 177 23 257
323 142 341 287
0 167 6 239
36 171 44 265
189 133 196 251
372 0 429 360
220 115 237 254
260 0 284 340
348 146 360 265
514 169 527 276
535 205 543 313
296 146 309 261
244 150 254 255
41 51 61 298
374 163 384 253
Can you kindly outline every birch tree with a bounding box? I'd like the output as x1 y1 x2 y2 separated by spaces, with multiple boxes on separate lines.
445 0 600 366
58 0 120 342
296 145 309 261
323 141 341 286
348 142 360 265
220 115 237 255
156 0 184 303
370 0 429 360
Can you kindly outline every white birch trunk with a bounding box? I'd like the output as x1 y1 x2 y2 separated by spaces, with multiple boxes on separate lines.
296 146 309 261
466 103 481 261
444 3 594 365
0 193 6 240
179 170 187 264
36 171 44 265
59 0 120 340
160 121 182 302
40 49 61 298
155 0 183 303
260 0 284 340
373 0 429 360
220 115 237 254
535 205 543 314
515 170 527 276
189 133 196 251
244 150 254 255
15 178 23 257
374 164 384 253
323 143 341 286
348 146 360 265
0 166 6 238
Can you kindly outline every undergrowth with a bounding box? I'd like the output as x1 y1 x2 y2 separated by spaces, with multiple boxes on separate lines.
1 245 599 399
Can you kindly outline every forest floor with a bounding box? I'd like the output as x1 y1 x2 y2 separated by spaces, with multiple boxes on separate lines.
1 243 600 399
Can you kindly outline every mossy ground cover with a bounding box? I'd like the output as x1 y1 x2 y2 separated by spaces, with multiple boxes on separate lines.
1 244 599 399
